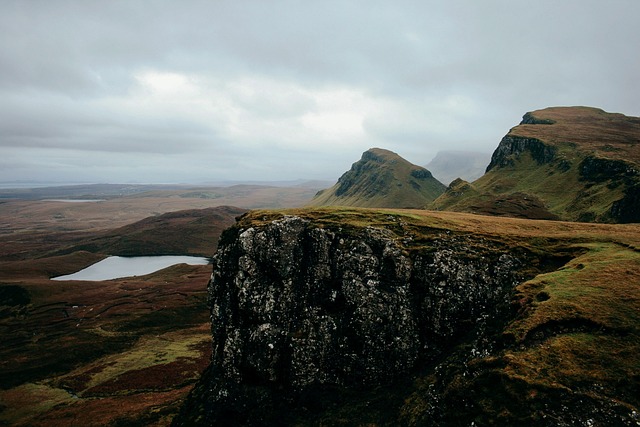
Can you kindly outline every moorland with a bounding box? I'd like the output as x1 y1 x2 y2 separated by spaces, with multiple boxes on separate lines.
0 184 318 426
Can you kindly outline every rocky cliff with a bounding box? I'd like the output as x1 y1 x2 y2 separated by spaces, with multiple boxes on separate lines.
431 106 640 223
173 208 640 426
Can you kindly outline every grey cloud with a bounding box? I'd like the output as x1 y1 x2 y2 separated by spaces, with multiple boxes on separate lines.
1 0 639 184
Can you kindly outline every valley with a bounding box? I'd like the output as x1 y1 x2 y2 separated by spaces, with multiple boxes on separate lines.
0 184 318 426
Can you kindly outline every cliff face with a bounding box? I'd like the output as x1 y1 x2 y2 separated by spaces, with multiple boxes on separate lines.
175 213 530 425
486 136 557 172
175 208 640 426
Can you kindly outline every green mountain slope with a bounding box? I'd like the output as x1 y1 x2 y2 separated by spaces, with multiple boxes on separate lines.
309 148 446 208
431 106 640 223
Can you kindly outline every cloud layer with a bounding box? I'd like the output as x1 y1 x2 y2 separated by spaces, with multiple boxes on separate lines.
2 0 639 184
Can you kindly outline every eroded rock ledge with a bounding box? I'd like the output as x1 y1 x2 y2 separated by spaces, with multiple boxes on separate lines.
175 213 535 425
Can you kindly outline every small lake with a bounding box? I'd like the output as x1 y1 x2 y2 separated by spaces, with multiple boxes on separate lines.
44 199 106 203
52 256 210 281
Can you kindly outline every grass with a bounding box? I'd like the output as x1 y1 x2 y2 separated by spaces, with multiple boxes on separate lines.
3 203 640 425
0 261 213 426
506 242 640 342
0 383 73 425
54 325 211 396
430 106 640 223
308 148 446 208
451 239 640 421
510 107 640 164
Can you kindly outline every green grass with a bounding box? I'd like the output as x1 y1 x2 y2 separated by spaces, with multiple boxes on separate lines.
308 148 446 208
431 106 640 223
507 242 640 342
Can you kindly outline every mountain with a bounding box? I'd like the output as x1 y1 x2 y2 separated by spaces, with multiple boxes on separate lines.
308 148 446 208
425 150 492 185
431 106 640 222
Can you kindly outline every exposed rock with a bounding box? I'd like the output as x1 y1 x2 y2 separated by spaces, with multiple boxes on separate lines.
520 112 556 125
431 107 640 223
579 156 639 184
486 136 557 172
174 214 529 425
611 184 640 223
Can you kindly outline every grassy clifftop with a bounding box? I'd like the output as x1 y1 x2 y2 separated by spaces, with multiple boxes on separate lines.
309 148 446 208
432 106 640 223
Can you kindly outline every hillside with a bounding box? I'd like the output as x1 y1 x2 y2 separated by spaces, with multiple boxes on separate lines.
58 205 247 257
175 207 640 426
308 148 446 208
431 107 640 223
0 206 244 426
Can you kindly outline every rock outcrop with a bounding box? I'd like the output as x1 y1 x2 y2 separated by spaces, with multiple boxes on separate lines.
175 212 531 425
486 136 557 171
174 208 640 426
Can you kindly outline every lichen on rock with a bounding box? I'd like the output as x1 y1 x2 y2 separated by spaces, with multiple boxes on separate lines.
175 213 529 425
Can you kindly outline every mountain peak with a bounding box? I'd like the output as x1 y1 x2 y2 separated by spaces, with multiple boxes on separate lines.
309 148 445 208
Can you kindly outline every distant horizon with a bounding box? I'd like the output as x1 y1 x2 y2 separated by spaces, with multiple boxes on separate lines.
0 148 495 189
0 178 341 189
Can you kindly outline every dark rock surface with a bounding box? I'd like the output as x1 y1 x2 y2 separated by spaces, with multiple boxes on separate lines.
174 214 532 425
520 112 556 125
486 136 557 172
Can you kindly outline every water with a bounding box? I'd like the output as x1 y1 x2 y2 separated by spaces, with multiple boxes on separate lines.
52 255 210 281
43 199 106 203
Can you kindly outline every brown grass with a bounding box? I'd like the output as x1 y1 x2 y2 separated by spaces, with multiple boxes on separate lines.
511 106 640 163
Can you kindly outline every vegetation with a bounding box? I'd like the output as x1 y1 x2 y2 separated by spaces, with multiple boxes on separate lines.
2 107 639 425
228 207 640 425
0 204 241 426
431 107 640 223
308 148 446 208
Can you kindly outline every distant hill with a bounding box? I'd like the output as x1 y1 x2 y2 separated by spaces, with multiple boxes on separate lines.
308 148 446 208
431 107 640 223
58 206 246 257
425 150 492 186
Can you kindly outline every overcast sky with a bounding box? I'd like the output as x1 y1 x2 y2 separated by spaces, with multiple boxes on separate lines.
1 1 639 185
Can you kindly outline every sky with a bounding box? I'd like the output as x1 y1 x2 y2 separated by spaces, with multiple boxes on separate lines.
1 0 639 185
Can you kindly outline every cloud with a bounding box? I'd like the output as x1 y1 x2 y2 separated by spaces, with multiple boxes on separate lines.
1 0 639 183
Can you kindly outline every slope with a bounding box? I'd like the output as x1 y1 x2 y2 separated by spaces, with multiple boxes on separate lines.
309 148 446 208
56 205 247 257
431 106 640 223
